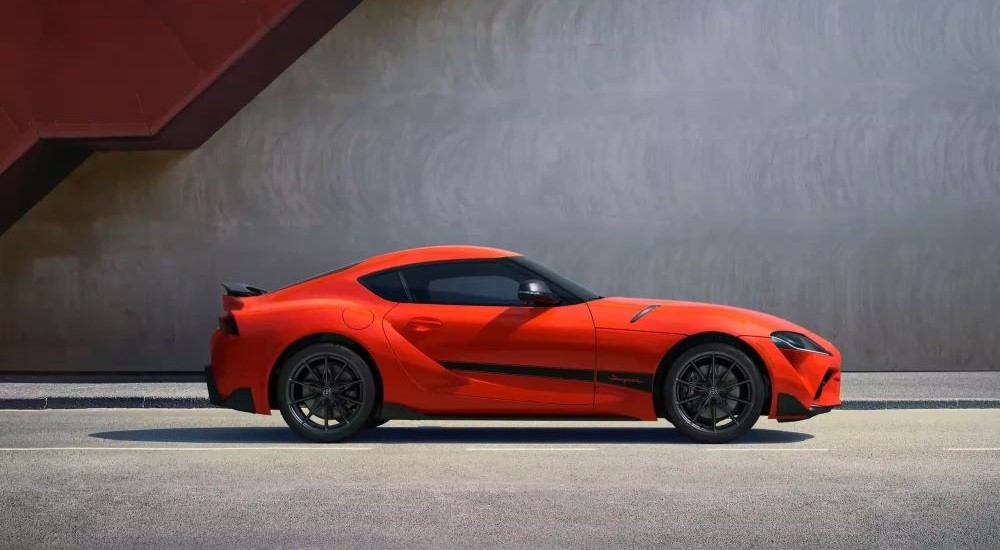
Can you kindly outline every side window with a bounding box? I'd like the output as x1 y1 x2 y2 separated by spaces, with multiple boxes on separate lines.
401 261 531 306
359 270 409 302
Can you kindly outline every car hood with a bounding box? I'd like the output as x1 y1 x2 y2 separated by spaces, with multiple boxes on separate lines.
587 296 825 341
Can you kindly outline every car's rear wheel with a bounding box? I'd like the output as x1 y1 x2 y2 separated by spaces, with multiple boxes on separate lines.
276 343 377 443
663 343 765 443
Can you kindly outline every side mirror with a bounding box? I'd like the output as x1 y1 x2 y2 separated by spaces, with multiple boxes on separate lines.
518 279 560 306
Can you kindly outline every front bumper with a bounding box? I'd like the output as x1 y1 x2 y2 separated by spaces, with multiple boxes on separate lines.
205 365 257 413
775 393 837 422
741 335 842 421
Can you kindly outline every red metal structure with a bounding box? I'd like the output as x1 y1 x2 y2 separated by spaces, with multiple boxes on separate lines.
0 0 363 234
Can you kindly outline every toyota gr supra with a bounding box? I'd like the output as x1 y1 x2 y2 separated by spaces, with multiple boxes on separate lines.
206 245 842 443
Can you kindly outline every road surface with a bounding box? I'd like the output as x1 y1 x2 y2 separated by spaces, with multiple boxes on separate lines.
1 409 998 549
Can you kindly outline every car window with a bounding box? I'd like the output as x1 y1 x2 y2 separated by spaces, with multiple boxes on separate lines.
359 270 409 302
401 261 530 306
426 275 521 305
509 256 600 302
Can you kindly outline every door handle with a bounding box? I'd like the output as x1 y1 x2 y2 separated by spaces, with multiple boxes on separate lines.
407 317 443 331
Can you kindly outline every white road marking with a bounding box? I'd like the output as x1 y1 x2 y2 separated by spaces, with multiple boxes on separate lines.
945 448 1000 452
466 447 597 452
0 446 371 452
706 447 829 452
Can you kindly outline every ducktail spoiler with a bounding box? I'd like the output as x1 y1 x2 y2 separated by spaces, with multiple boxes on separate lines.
221 282 267 297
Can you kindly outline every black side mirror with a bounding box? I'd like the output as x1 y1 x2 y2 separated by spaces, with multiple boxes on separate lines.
518 279 560 306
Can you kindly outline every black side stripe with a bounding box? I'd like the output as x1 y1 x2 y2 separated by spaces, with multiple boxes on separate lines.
441 362 592 381
440 362 654 393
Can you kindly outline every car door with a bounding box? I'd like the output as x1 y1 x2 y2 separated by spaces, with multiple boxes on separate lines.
380 259 596 407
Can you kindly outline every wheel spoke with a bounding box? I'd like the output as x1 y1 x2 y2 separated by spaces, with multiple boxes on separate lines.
687 361 710 386
290 393 319 406
333 360 348 382
335 379 362 392
338 401 352 426
721 380 751 391
724 395 753 406
289 379 320 390
301 360 322 385
676 379 706 391
719 359 737 386
719 397 739 426
338 394 362 407
710 354 717 386
676 394 703 405
690 397 710 424
710 402 717 432
306 396 325 420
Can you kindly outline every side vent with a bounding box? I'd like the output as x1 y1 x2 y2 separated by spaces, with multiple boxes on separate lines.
814 368 835 400
629 304 661 323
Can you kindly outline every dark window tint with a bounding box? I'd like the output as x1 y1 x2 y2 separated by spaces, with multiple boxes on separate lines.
401 261 531 306
360 271 408 302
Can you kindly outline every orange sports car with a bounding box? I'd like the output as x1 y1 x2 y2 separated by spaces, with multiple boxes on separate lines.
206 245 841 443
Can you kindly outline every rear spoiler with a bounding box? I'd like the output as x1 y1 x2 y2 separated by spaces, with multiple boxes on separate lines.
221 282 267 298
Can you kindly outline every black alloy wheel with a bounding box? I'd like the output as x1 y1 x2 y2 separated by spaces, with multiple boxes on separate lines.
663 343 765 443
277 343 377 443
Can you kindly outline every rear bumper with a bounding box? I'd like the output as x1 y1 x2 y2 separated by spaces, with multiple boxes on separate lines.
205 365 256 414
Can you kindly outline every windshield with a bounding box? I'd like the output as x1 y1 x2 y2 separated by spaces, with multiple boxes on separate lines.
510 256 602 302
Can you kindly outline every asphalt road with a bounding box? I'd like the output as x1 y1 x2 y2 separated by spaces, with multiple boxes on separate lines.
1 409 998 549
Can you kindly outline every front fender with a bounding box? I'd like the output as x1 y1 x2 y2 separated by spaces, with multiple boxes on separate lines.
589 297 814 338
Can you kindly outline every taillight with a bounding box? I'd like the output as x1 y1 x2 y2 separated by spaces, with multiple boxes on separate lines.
218 314 239 335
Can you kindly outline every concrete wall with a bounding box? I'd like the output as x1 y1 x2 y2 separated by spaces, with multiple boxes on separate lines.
2 0 999 372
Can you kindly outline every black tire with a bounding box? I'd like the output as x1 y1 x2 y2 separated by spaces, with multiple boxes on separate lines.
663 342 765 444
276 343 377 443
367 418 390 428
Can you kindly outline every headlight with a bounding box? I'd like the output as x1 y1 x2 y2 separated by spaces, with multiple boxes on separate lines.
771 331 830 355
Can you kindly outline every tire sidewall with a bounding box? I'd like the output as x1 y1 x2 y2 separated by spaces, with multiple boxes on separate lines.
276 343 377 443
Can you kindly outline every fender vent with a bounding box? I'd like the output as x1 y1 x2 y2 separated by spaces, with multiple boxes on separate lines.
630 304 660 323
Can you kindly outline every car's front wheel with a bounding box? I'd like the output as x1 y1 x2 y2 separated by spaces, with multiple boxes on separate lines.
663 343 765 443
276 343 377 443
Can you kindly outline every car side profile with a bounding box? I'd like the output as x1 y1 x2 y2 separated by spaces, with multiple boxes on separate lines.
206 245 842 443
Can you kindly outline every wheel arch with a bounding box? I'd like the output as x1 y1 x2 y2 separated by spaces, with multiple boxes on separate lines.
652 331 771 417
267 332 384 412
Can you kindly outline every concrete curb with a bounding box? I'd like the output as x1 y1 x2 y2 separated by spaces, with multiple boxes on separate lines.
839 399 1000 410
1 397 999 410
1 397 216 410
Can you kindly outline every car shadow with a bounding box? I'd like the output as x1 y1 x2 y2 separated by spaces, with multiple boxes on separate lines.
90 425 814 445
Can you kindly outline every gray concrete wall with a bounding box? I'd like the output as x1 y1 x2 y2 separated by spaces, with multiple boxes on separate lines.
1 0 999 372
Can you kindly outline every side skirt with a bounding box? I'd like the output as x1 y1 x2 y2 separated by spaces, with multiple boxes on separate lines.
378 402 643 422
